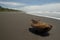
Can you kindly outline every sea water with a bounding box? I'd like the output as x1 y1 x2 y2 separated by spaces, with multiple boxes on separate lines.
26 12 60 20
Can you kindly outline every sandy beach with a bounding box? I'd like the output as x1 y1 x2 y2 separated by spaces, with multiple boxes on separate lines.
0 12 60 40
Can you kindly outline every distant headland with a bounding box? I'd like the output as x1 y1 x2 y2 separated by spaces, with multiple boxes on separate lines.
0 6 22 12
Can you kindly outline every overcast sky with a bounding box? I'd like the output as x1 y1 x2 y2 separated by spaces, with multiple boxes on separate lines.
0 0 60 13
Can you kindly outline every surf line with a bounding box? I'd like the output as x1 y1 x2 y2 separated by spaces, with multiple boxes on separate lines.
27 13 60 20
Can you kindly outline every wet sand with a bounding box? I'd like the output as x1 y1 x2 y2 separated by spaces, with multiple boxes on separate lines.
0 12 60 40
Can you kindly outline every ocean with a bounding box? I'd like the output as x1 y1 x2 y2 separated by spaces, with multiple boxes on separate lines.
26 12 60 20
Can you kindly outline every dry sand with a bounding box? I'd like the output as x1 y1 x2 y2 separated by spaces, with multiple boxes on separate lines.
0 12 60 40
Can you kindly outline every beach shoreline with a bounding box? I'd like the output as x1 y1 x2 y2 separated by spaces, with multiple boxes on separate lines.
0 12 60 40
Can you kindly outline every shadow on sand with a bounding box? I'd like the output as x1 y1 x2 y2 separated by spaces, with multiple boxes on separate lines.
29 28 50 37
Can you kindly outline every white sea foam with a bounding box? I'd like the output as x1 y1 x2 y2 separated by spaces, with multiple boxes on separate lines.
26 13 60 20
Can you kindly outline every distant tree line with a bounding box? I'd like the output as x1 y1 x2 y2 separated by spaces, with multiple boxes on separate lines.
0 6 19 11
0 6 25 12
0 6 2 8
